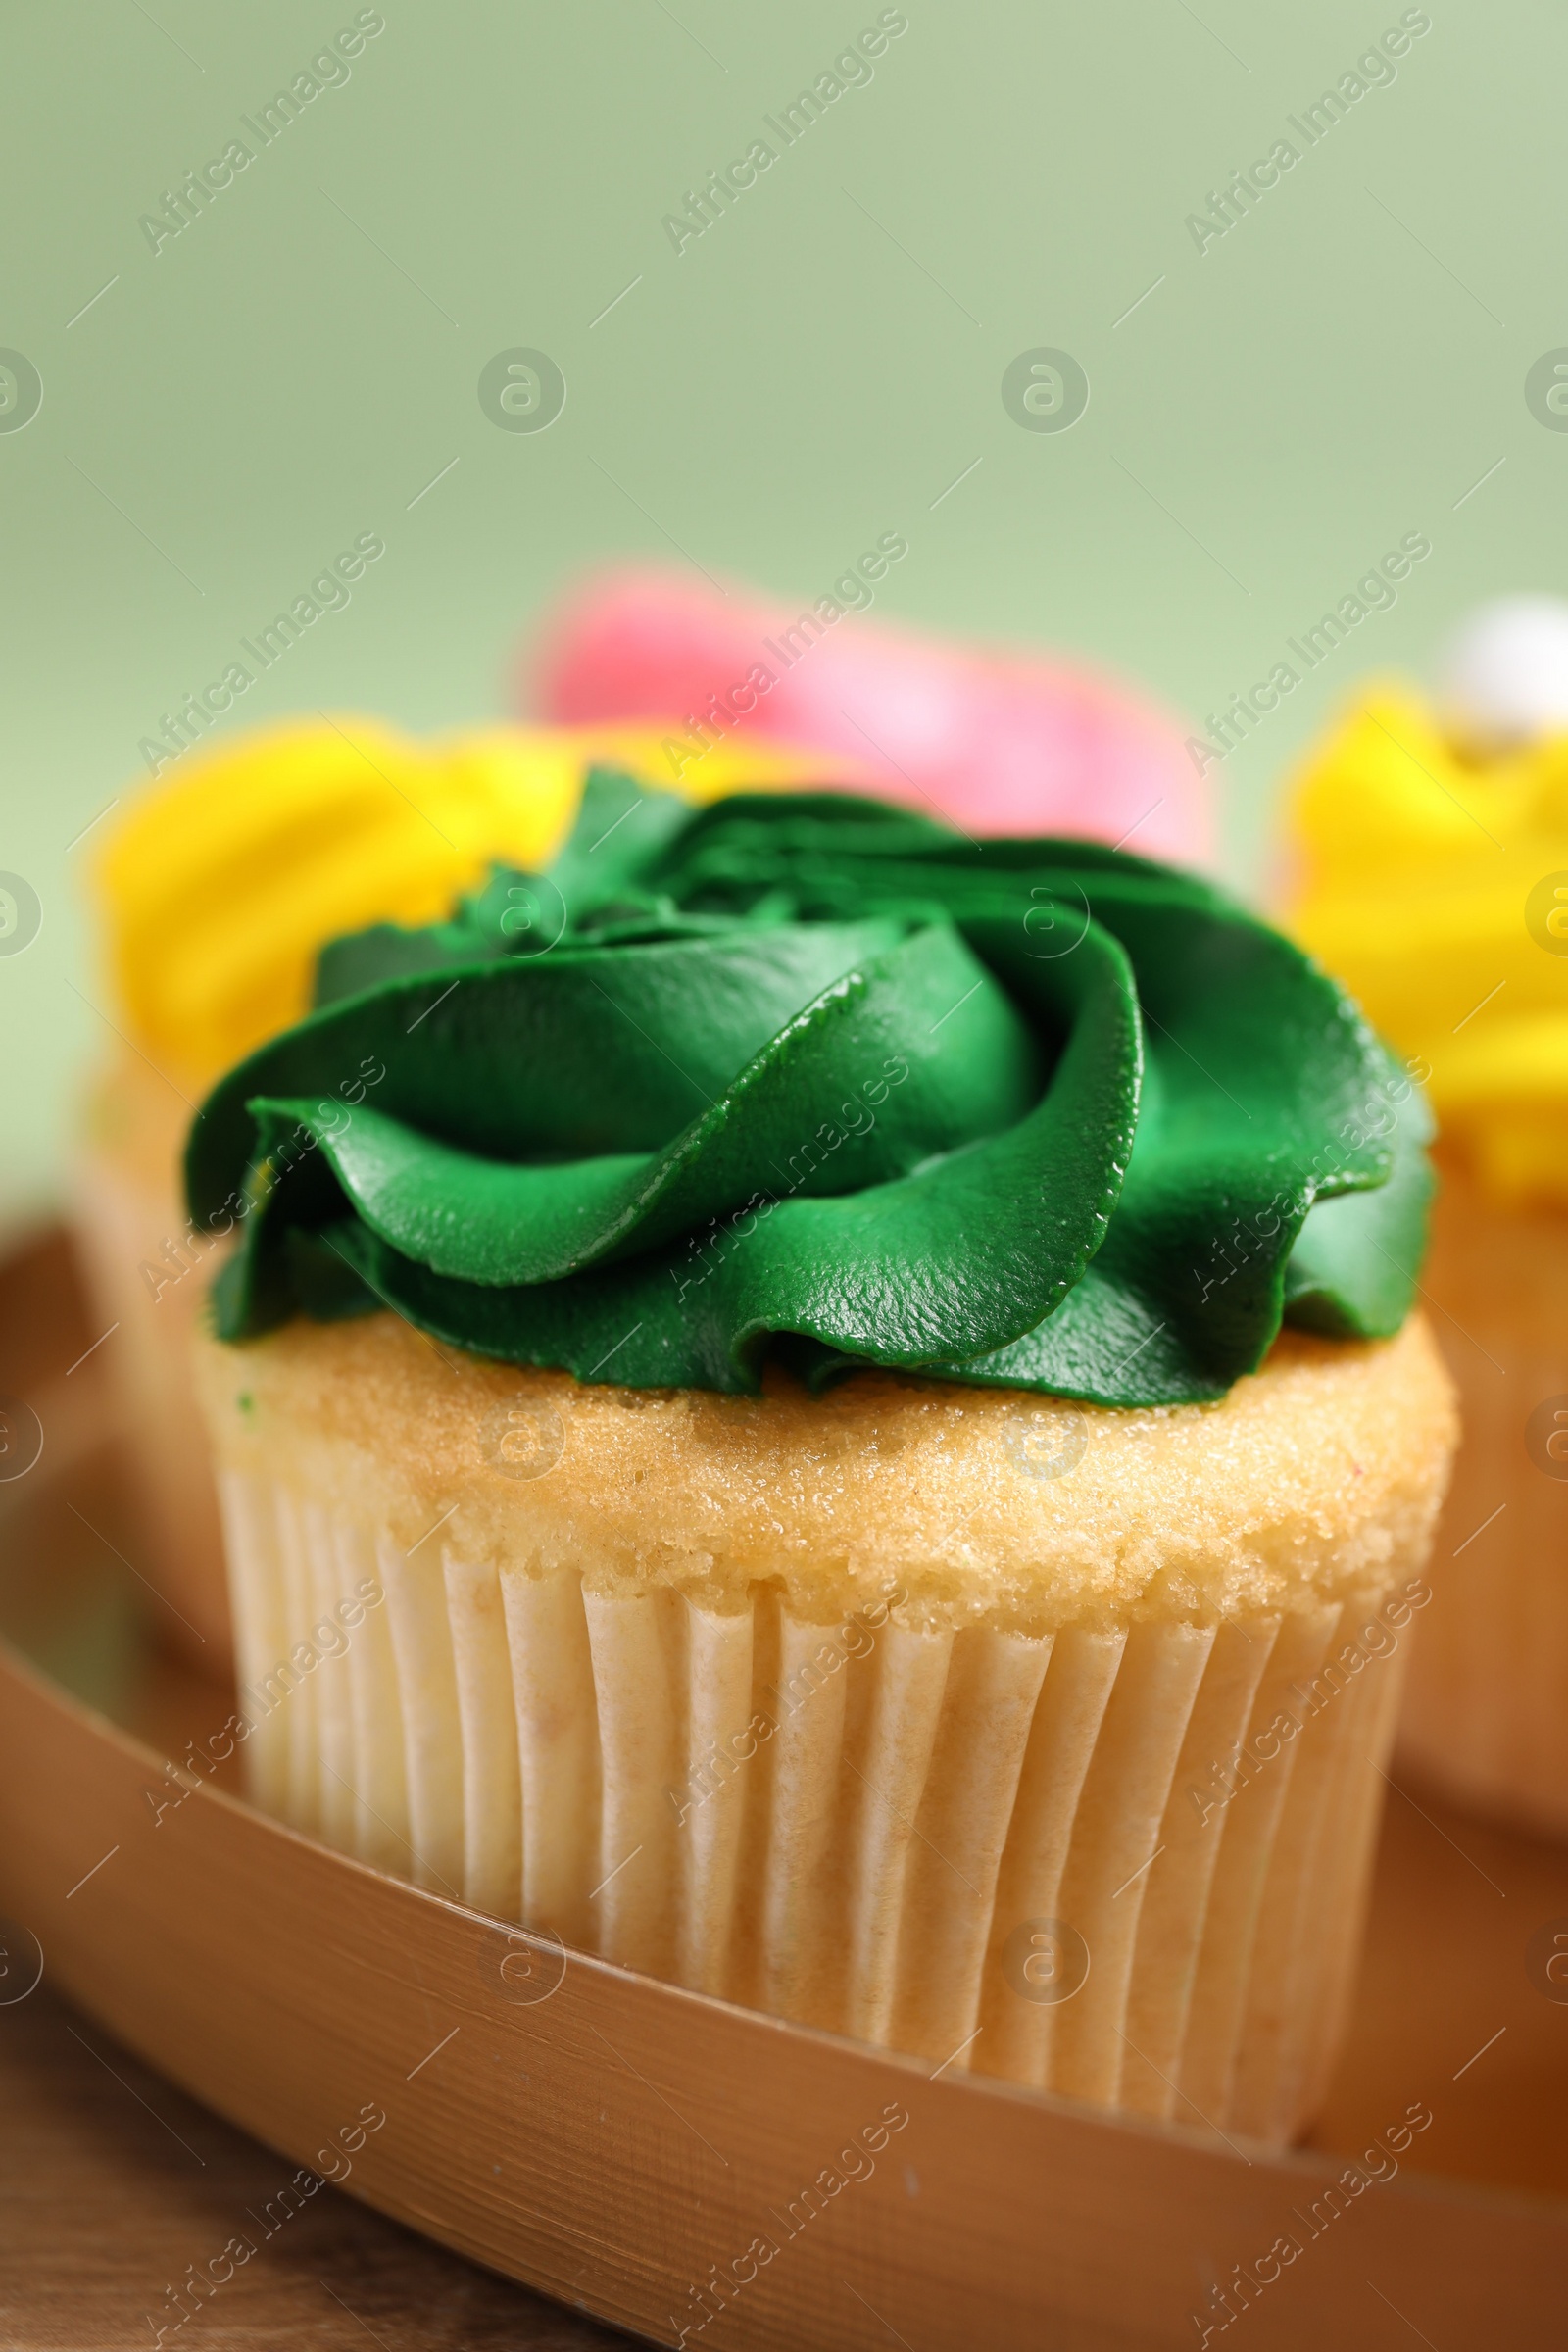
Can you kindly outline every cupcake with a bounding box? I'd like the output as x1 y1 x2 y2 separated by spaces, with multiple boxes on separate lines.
75 717 838 1666
186 779 1454 2139
1287 628 1568 1836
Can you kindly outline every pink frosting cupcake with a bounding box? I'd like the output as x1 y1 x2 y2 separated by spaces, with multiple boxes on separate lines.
529 567 1209 864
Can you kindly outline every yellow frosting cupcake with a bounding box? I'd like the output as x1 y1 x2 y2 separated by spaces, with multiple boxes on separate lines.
74 716 855 1667
1288 686 1568 1205
1286 683 1568 1832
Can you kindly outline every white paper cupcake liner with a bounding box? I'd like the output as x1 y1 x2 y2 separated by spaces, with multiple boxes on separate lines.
215 1466 1414 2141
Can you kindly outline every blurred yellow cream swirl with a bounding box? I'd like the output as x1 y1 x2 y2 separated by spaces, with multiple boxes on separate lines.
91 716 857 1088
1286 687 1568 1205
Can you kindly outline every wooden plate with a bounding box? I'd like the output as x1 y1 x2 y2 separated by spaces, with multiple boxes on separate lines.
2 1228 1566 2349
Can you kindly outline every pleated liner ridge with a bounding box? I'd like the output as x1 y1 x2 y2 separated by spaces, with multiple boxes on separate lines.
220 1466 1408 2143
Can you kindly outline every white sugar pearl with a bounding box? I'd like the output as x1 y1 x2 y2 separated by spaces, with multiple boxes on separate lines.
1439 595 1568 744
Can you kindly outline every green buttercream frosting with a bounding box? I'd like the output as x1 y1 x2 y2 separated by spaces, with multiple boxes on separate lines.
184 771 1432 1405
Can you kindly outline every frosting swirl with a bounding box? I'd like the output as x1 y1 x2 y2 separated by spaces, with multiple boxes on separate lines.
1287 688 1568 1206
187 774 1430 1405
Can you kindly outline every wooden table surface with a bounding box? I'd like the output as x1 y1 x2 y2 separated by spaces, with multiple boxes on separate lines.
0 1982 639 2352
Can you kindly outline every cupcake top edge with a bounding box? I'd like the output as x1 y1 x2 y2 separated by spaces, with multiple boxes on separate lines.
191 1309 1455 1627
184 774 1433 1412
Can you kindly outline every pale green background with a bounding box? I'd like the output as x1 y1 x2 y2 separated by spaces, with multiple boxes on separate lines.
2 0 1560 1220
